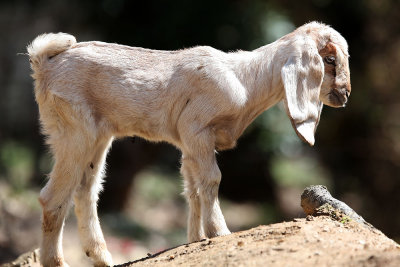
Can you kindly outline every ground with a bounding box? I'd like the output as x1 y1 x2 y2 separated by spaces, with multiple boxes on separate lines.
4 215 399 267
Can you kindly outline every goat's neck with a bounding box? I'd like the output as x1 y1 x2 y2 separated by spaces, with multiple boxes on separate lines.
230 42 285 111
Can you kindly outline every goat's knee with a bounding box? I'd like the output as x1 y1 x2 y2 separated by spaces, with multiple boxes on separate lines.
39 183 72 233
198 165 221 201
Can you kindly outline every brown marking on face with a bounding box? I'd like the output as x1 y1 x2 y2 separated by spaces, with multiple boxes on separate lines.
325 62 336 79
319 43 337 56
319 42 337 80
318 42 352 107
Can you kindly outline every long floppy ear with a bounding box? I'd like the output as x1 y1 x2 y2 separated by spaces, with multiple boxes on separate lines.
281 46 324 146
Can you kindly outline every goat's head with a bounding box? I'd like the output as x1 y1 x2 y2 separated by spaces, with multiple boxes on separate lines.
281 22 351 145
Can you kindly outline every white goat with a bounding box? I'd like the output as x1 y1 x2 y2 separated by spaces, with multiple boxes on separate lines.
27 21 350 267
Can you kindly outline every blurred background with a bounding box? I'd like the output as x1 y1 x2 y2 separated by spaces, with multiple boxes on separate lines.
0 0 399 265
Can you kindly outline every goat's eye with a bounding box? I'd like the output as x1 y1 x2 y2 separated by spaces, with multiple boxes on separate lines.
324 56 336 65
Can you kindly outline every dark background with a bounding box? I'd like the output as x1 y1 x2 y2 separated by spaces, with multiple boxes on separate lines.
0 0 399 263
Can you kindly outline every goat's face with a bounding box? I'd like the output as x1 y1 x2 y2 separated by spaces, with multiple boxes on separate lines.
281 23 351 145
318 42 351 108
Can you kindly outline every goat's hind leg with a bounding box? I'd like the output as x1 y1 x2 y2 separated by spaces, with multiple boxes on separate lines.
39 137 89 267
73 137 113 267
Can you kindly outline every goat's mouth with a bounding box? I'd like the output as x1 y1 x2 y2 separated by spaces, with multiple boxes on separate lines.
327 89 348 108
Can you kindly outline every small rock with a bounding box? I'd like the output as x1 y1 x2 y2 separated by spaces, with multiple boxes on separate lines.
201 239 212 246
306 215 314 221
368 255 376 261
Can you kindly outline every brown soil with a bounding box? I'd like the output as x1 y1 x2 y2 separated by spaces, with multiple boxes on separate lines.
3 215 400 267
121 215 399 267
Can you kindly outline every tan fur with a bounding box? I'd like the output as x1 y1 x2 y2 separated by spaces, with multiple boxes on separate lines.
27 22 351 267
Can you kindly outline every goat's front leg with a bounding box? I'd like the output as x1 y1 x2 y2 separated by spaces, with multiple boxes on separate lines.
181 131 231 240
181 160 205 242
73 137 113 267
198 156 231 238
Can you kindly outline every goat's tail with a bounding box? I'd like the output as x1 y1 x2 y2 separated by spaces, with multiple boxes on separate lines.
27 33 76 75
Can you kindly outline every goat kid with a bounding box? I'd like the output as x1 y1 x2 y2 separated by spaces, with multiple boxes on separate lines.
27 21 350 267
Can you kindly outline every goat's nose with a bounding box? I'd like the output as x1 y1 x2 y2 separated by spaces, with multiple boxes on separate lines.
341 86 350 98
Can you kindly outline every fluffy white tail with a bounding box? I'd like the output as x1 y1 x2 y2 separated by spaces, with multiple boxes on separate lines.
27 33 76 73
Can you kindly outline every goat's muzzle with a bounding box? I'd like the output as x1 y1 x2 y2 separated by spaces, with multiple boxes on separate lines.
329 87 350 107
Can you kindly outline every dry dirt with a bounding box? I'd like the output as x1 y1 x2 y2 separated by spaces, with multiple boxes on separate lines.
6 214 399 267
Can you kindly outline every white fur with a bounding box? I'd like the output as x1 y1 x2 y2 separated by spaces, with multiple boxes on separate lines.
27 22 350 267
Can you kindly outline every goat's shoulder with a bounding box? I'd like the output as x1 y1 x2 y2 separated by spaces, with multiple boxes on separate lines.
182 45 224 57
178 46 227 68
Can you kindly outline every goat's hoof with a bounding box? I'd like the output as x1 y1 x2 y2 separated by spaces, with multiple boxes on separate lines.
92 250 113 267
217 229 231 236
206 229 231 238
40 258 70 267
188 234 207 243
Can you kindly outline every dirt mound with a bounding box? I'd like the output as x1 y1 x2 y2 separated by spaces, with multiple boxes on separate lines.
118 215 399 267
3 215 399 267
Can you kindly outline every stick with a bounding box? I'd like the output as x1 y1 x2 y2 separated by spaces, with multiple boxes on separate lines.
301 185 373 227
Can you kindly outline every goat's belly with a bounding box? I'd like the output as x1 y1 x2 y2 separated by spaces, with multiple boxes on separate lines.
105 114 163 141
